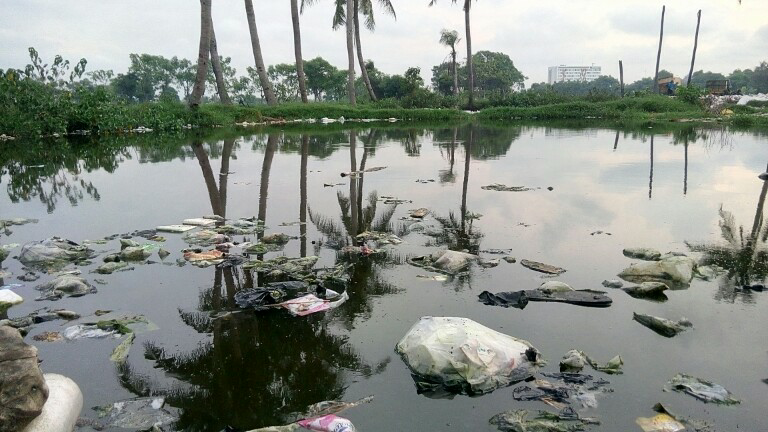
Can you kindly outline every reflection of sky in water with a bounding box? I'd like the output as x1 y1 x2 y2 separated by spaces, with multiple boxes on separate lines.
1 125 767 431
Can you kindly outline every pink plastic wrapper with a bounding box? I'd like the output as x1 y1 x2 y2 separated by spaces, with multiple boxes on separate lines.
297 414 357 432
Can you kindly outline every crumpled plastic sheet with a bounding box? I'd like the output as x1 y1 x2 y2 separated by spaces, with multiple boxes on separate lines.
396 317 541 395
666 373 740 405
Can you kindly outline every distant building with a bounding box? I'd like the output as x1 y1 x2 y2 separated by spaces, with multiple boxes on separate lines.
548 65 602 84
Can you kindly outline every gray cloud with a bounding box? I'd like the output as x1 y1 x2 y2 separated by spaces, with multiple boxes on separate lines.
1 0 765 88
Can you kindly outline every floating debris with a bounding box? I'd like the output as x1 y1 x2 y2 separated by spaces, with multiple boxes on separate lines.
666 374 740 405
489 408 599 432
156 224 196 233
408 250 479 275
521 259 566 275
35 275 96 301
482 184 535 192
340 166 387 178
95 397 178 429
110 333 136 363
18 237 93 271
396 316 542 395
623 247 663 261
633 313 692 338
32 331 63 342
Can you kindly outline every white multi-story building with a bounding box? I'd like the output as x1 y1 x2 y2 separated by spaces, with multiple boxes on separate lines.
548 65 602 84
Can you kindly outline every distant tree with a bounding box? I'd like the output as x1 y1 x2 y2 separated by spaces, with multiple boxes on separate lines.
304 57 346 100
687 70 727 88
429 0 476 109
626 69 673 93
550 75 620 96
22 47 87 88
431 62 455 96
470 51 524 94
112 72 154 102
206 56 238 102
752 61 768 93
728 68 753 93
172 58 196 100
439 29 461 95
87 69 114 86
268 63 301 102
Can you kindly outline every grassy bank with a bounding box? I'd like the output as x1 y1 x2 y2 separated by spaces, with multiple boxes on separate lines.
476 95 708 122
4 80 767 140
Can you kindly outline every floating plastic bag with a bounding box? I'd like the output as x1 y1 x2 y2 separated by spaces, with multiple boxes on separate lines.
18 237 92 270
396 317 541 395
297 415 356 432
282 291 349 316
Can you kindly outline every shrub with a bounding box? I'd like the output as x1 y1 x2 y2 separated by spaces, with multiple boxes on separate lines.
676 85 704 105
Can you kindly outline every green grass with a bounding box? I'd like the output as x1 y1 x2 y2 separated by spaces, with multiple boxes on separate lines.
476 95 706 122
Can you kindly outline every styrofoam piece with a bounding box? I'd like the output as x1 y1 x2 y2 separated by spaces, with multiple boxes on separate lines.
22 374 83 432
182 218 218 227
156 225 196 233
0 288 23 312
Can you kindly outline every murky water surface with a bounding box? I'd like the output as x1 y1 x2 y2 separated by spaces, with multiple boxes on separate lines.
1 124 767 431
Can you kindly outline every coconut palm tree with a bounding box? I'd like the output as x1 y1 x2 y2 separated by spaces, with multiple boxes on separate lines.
291 0 309 103
687 166 768 302
351 0 396 101
244 0 278 105
328 0 397 101
345 0 357 104
209 19 232 105
439 29 460 95
189 0 212 108
429 0 476 109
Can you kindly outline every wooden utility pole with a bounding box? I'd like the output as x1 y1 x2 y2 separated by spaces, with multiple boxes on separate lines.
653 5 666 94
687 10 702 87
619 60 625 97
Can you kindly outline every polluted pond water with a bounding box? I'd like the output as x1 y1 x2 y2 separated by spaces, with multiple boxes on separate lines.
1 124 767 431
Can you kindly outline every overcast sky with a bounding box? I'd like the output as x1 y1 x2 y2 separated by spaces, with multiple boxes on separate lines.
1 0 766 87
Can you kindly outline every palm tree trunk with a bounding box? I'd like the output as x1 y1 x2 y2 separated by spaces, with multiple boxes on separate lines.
451 47 459 95
192 141 223 216
461 125 472 234
291 0 309 103
190 0 212 108
209 20 232 105
346 0 357 105
464 0 474 110
258 134 278 243
354 0 377 101
300 135 309 257
750 162 768 242
349 131 359 235
244 0 278 106
653 5 665 94
219 138 234 219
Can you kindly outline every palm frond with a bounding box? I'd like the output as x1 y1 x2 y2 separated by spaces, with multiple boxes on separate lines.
309 207 346 241
377 0 396 19
332 0 346 29
718 205 739 247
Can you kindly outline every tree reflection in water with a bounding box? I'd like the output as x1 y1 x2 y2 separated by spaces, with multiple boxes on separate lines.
688 164 768 304
309 130 403 325
117 133 386 430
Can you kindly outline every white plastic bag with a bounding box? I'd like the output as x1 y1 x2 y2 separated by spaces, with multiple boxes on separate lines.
396 316 540 394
